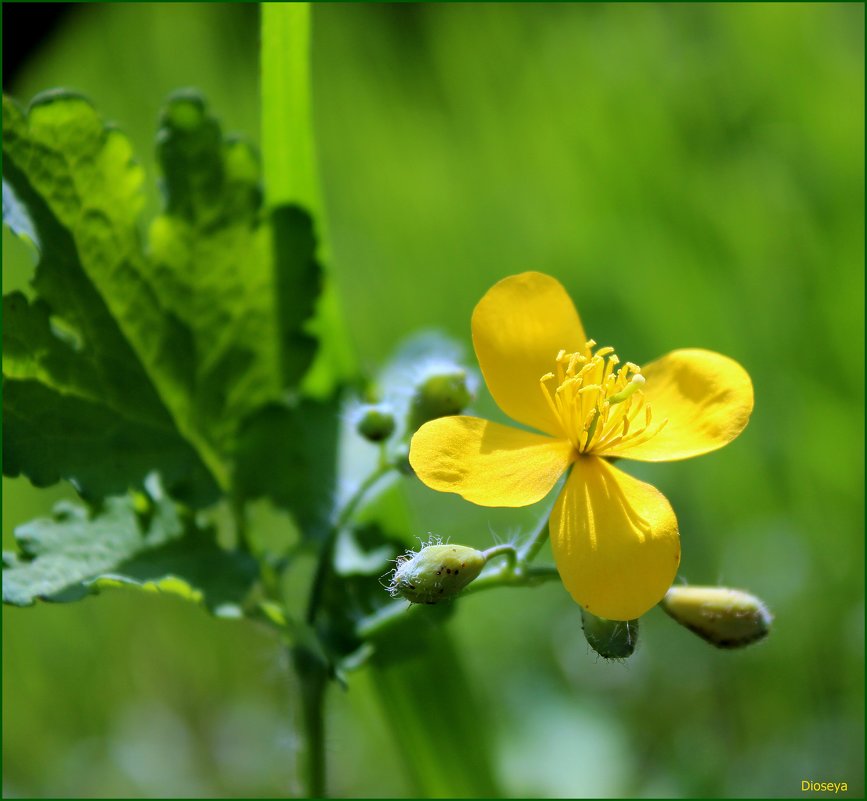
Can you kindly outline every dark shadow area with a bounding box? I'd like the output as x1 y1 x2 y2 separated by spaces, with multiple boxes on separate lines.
2 3 76 88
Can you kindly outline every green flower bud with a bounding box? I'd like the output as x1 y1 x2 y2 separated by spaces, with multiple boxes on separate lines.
356 405 396 442
407 371 473 432
580 609 639 660
390 541 486 604
660 586 772 649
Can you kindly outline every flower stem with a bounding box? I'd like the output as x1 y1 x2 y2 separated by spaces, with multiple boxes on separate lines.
260 5 356 797
356 564 560 639
306 461 395 624
231 491 252 555
291 462 395 797
261 2 316 210
463 564 560 595
481 543 519 568
337 461 395 532
291 647 328 798
355 599 419 638
518 507 556 564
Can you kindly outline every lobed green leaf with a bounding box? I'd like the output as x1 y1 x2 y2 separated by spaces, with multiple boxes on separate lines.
2 485 257 615
147 92 321 453
2 90 324 507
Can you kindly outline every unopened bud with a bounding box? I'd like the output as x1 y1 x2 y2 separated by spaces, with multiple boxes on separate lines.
580 609 639 660
356 405 396 442
407 372 473 432
390 541 485 604
660 586 772 649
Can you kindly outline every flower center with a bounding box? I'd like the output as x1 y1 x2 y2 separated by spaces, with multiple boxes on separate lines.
539 340 667 454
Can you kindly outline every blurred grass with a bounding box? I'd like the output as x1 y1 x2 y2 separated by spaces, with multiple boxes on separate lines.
3 3 864 797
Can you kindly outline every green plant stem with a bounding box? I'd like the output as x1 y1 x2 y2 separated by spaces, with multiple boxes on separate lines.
230 492 252 555
358 508 561 641
260 8 335 796
481 543 519 567
287 462 395 798
261 3 317 210
356 564 559 639
465 563 560 594
518 506 556 563
260 3 355 397
336 461 395 532
291 647 328 798
305 461 395 624
368 630 500 795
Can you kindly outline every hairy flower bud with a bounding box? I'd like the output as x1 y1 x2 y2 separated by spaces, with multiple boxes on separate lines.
660 586 772 649
580 609 639 659
390 541 486 604
356 404 396 442
407 372 473 433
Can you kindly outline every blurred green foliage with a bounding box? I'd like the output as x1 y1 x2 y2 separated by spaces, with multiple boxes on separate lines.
3 3 863 797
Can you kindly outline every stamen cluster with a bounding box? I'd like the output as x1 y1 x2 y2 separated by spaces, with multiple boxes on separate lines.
539 340 666 454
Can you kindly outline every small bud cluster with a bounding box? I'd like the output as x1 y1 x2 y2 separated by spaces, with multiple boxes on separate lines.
389 539 486 605
355 352 474 447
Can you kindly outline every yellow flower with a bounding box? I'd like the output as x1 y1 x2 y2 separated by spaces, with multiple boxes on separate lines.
409 272 754 620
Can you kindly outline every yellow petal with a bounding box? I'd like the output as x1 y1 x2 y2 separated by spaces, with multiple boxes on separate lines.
409 416 574 507
600 348 754 462
472 272 586 437
551 457 680 620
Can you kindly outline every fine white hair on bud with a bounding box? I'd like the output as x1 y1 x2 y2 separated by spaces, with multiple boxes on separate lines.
580 609 639 660
660 586 773 649
389 538 486 604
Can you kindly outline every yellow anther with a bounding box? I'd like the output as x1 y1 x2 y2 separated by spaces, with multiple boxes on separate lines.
602 356 619 384
578 361 596 379
538 343 660 454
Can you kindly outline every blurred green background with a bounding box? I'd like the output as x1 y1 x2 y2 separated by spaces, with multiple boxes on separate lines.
3 3 864 797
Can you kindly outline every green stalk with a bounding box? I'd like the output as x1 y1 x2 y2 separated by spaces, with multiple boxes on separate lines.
369 630 501 797
306 463 395 624
291 647 328 798
261 9 498 797
357 564 559 640
518 498 560 563
261 3 317 210
261 6 330 795
260 3 354 398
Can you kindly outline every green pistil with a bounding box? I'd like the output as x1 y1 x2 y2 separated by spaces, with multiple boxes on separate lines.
608 373 645 405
